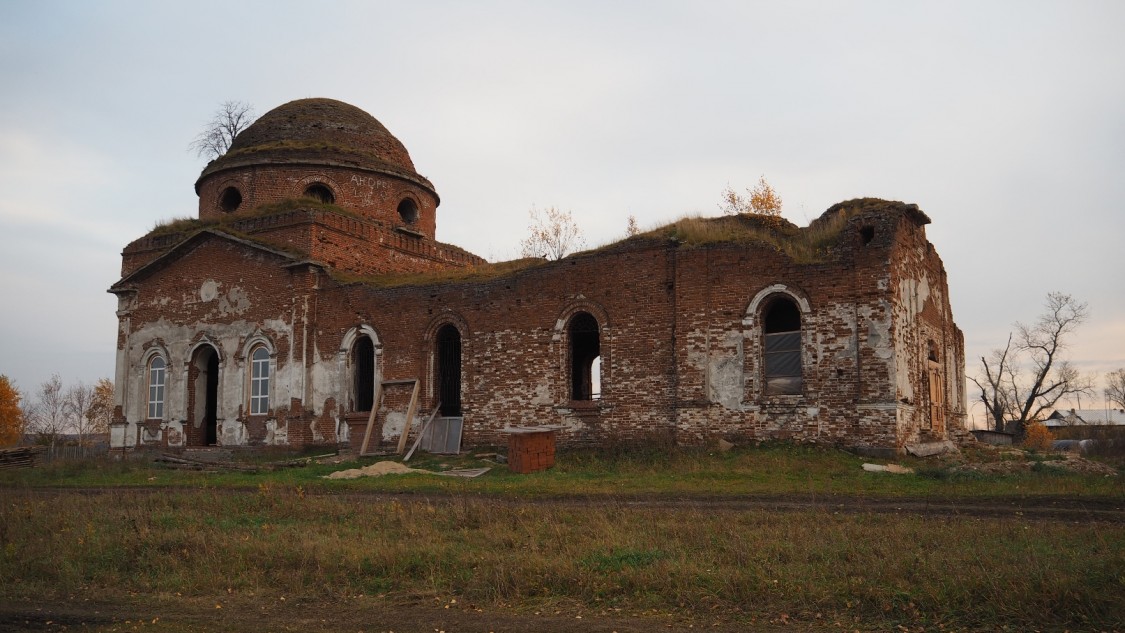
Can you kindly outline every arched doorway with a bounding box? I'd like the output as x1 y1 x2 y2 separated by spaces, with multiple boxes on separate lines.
436 324 462 416
926 341 945 434
353 335 376 413
190 345 220 446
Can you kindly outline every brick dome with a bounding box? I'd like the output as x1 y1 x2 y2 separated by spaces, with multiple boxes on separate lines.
195 98 435 195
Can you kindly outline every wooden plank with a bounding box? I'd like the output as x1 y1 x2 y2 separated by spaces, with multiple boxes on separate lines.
434 467 491 478
358 381 385 457
404 403 441 462
395 380 422 454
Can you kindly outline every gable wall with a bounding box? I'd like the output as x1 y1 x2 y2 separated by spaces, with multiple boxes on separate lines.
114 238 313 448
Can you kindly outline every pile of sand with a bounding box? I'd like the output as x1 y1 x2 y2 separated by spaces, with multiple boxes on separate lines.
322 461 428 480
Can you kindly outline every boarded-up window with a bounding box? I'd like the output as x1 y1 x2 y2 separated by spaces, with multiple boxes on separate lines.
927 341 944 433
763 298 802 395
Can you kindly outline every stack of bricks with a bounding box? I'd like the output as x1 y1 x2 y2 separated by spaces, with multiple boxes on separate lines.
506 428 557 474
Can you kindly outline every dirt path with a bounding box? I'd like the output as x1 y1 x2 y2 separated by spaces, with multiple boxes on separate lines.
13 486 1125 523
0 594 836 633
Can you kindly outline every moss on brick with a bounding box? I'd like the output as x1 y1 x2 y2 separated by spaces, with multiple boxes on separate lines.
331 257 547 288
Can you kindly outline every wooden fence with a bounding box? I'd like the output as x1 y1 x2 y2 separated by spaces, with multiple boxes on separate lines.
0 444 109 469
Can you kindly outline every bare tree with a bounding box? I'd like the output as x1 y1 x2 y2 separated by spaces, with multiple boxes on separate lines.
27 374 68 446
1106 368 1125 411
972 336 1016 432
971 292 1095 432
519 206 586 260
626 214 640 237
719 175 783 216
65 382 98 446
189 100 256 160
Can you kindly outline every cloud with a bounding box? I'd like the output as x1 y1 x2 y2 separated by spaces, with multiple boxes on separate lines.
0 127 137 246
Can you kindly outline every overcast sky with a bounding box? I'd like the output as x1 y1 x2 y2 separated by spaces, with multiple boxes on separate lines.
1 1 1123 427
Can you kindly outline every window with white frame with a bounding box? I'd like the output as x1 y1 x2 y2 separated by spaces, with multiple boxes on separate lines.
147 356 166 419
249 346 270 415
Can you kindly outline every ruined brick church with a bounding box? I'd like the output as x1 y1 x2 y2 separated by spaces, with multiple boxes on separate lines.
109 98 967 456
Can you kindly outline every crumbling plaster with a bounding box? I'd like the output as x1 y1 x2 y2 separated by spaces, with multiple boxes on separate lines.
117 312 296 449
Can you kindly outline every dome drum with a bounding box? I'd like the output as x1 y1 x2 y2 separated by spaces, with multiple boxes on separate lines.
193 98 439 238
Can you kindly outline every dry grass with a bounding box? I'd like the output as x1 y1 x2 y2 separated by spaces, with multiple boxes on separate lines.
600 209 854 264
330 257 546 289
1 488 1121 630
147 198 354 238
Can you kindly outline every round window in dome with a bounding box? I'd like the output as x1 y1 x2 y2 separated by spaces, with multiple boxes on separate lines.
397 198 419 224
304 183 335 204
219 186 243 213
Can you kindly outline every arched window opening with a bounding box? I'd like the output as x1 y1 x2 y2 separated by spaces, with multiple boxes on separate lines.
249 346 270 415
397 198 419 224
591 355 602 400
304 183 335 204
147 356 166 420
763 297 802 395
436 325 463 416
569 312 601 401
219 186 242 213
353 335 376 412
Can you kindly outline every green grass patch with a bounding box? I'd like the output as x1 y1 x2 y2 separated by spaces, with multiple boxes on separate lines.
3 443 1121 500
0 488 1121 630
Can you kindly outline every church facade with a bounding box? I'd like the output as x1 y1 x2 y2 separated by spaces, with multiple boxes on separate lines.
109 98 967 455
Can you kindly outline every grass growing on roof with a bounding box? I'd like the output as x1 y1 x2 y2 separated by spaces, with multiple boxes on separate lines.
329 257 547 288
146 197 360 238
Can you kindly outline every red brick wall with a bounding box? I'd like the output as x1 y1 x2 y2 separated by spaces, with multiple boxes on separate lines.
121 209 483 280
196 164 438 238
115 205 965 454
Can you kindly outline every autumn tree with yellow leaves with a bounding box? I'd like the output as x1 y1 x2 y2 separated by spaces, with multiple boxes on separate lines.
0 375 26 446
719 175 783 216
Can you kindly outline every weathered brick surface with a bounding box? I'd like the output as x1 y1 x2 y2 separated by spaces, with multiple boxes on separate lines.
507 431 557 474
195 164 439 238
110 100 966 455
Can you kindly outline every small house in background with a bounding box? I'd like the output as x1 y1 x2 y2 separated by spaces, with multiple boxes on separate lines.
1045 409 1125 428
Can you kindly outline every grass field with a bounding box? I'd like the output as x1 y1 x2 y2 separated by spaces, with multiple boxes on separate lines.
1 444 1123 632
3 442 1122 499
